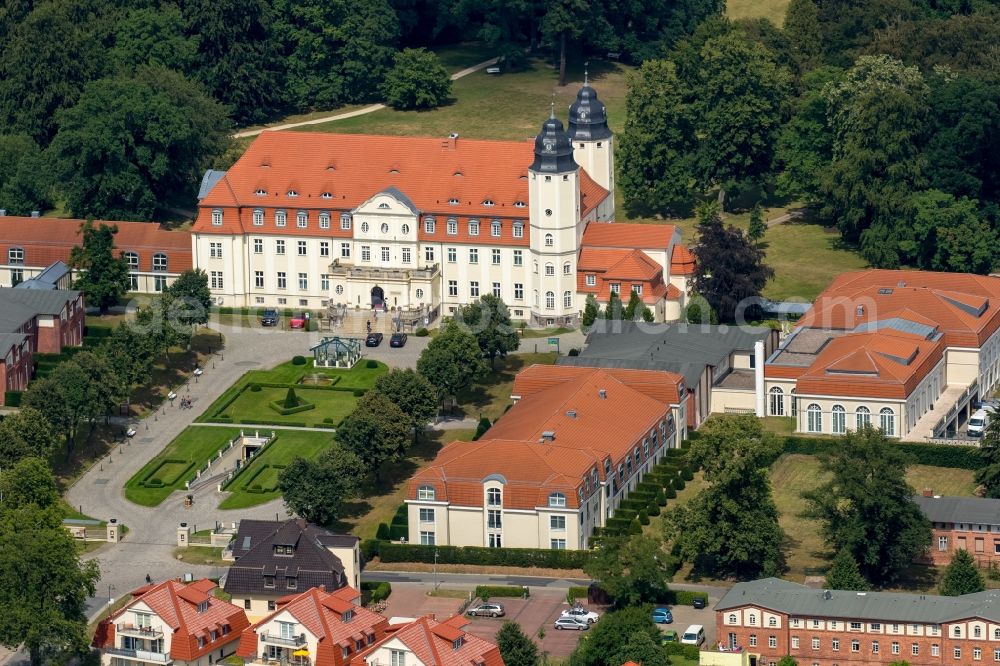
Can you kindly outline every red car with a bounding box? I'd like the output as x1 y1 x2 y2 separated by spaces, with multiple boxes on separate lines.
290 312 307 329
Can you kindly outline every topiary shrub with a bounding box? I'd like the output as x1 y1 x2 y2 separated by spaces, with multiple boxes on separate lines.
473 416 491 441
656 489 667 506
415 328 429 337
674 476 686 491
681 466 694 481
629 518 642 534
283 387 298 409
376 523 391 540
292 355 307 365
638 509 650 525
366 359 379 369
647 501 660 517
250 383 262 392
568 348 580 356
664 484 677 499
323 417 334 424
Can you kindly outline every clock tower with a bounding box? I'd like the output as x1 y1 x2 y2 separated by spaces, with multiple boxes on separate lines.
568 72 614 220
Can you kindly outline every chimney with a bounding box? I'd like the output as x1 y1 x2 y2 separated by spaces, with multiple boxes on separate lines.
30 210 39 218
922 488 934 497
598 389 607 399
540 430 556 442
448 132 459 150
0 209 6 216
566 410 576 419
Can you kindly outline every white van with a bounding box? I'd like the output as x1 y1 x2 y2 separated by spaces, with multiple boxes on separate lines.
968 409 990 437
681 624 706 646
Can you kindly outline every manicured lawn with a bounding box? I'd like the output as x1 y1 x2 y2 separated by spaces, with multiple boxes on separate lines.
297 57 632 141
728 0 790 25
457 352 558 422
124 427 241 506
219 429 336 510
217 386 358 427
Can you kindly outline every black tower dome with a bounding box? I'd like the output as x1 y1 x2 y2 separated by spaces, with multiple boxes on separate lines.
529 104 578 173
568 71 612 141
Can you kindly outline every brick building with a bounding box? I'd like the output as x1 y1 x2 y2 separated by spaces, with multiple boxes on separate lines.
913 493 1000 566
714 578 1000 666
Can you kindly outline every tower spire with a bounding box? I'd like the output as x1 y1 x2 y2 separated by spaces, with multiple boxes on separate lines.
584 61 589 86
550 99 555 120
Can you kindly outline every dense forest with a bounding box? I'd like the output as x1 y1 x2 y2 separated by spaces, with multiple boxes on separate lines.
0 0 721 220
619 0 1000 272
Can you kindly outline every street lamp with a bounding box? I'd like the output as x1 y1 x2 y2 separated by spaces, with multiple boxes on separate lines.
108 584 116 607
433 548 439 590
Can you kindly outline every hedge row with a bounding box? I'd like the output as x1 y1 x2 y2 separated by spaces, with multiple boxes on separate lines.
239 418 308 427
781 435 981 470
360 581 392 603
476 585 527 599
664 590 709 606
267 399 316 415
4 391 22 407
566 586 588 602
663 643 700 661
378 542 591 569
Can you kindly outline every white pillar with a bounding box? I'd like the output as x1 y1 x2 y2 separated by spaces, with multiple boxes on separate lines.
754 339 766 418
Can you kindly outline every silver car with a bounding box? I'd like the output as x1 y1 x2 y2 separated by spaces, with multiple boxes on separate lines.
554 616 590 631
466 602 505 618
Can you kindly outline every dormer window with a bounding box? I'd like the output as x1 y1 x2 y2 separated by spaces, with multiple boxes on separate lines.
513 222 524 238
548 492 566 507
264 575 275 588
448 198 460 205
378 202 390 209
482 199 494 207
469 220 479 236
321 192 333 199
514 201 526 208
286 577 297 589
341 213 352 230
447 218 457 235
197 601 209 613
276 210 287 227
274 544 293 556
255 188 267 196
211 209 223 226
418 485 436 500
452 637 464 650
287 190 298 197
343 609 354 623
296 211 308 228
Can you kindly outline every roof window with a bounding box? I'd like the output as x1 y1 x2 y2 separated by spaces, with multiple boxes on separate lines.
287 190 298 197
448 198 460 205
513 201 526 208
254 188 267 196
483 199 495 207
321 192 333 199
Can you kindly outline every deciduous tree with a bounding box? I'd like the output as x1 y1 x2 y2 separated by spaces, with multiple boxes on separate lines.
0 458 59 511
824 548 869 591
939 548 985 596
977 416 1000 498
783 0 822 71
0 407 59 465
904 189 995 274
804 425 931 586
583 533 673 606
568 608 662 666
611 631 669 666
168 269 213 329
495 621 539 666
0 134 51 215
381 48 452 110
336 391 411 478
416 322 488 399
278 443 363 526
458 294 520 369
69 220 130 315
23 360 95 452
374 369 439 442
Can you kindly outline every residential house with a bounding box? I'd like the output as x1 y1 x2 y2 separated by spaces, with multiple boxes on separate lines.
914 492 1000 566
92 578 250 666
406 364 687 549
235 586 387 666
351 615 503 666
715 577 1000 666
224 519 360 621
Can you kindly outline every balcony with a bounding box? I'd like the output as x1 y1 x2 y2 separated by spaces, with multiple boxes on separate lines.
116 625 164 640
105 647 171 663
260 633 307 647
327 260 440 282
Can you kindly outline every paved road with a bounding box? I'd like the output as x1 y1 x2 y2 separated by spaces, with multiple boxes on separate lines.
234 57 499 139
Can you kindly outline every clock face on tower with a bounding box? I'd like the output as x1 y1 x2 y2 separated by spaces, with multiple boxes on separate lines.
543 140 554 152
578 110 588 120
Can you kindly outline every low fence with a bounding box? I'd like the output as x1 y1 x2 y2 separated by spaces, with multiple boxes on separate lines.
186 434 239 490
219 431 278 491
923 436 981 447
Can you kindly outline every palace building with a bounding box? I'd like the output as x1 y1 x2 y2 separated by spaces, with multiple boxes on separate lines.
192 82 693 324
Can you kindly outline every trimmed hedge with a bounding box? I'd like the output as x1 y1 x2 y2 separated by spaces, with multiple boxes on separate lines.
378 542 590 569
665 590 709 606
567 586 588 602
389 504 408 541
4 391 22 407
663 643 701 661
268 399 316 415
476 585 527 599
781 435 981 470
361 581 392 603
361 539 381 560
240 418 307 427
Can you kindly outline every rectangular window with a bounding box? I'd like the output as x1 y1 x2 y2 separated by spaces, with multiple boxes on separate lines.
277 272 286 289
586 274 596 287
491 221 501 237
341 215 352 230
210 271 223 289
264 576 275 589
831 638 839 651
892 642 900 655
513 223 523 239
402 247 411 263
489 533 502 548
791 637 799 649
154 275 167 292
425 246 435 262
448 247 457 263
550 515 566 530
470 281 479 297
513 249 523 266
425 218 436 234
341 242 351 258
319 214 330 229
487 510 502 529
419 508 434 522
469 221 479 236
931 645 939 656
419 531 435 546
391 651 405 666
448 281 458 297
469 248 478 264
514 283 523 300
297 212 307 228
812 638 820 650
320 241 329 257
320 275 329 291
850 622 862 631
298 240 307 256
550 539 566 550
361 246 371 262
298 273 308 290
492 282 501 298
912 644 919 656
209 242 223 258
253 238 263 254
491 249 501 265
276 240 285 255
609 283 620 295
128 274 138 291
447 219 457 235
872 641 879 654
768 637 777 649
381 246 390 262
632 284 642 295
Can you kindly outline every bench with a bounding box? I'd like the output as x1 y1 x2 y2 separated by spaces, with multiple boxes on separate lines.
486 66 502 75
606 51 621 59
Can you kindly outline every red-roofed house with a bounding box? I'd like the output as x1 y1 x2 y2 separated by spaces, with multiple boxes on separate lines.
93 579 250 666
406 364 687 549
236 586 387 666
191 82 690 324
764 269 1000 440
350 615 503 666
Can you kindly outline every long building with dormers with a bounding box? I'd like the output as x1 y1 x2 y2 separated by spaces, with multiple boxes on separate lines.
192 82 693 324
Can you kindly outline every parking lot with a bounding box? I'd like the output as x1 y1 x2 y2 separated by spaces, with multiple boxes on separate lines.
660 600 717 649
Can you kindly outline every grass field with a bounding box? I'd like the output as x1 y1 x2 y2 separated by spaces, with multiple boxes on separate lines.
216 386 358 427
727 0 790 25
297 56 631 141
219 429 336 510
124 427 241 506
457 352 558 422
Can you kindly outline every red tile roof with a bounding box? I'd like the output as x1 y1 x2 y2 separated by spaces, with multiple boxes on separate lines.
0 216 192 273
95 579 249 662
577 248 668 304
670 244 695 276
351 616 503 666
408 365 685 509
582 222 676 249
237 587 387 666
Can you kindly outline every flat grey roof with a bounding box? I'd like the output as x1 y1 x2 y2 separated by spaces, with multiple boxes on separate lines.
559 321 772 386
913 494 1000 526
0 288 78 316
716 578 1000 624
198 169 227 200
0 332 27 353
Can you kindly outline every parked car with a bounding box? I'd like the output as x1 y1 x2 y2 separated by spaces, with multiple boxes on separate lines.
681 625 706 646
560 606 600 624
390 332 408 348
661 630 679 644
290 312 307 329
260 308 278 326
365 332 384 347
692 596 707 609
968 408 990 437
651 607 673 624
466 603 505 618
554 617 590 631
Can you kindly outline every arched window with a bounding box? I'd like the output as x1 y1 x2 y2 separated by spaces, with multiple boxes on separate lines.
953 627 961 638
807 404 822 433
563 291 572 308
211 209 223 226
748 614 757 626
974 626 982 638
544 233 554 247
790 389 797 417
275 210 287 226
486 488 501 506
769 617 777 627
417 485 435 500
545 263 554 276
832 405 846 434
563 262 571 275
856 406 871 430
252 209 264 226
152 253 167 272
545 291 555 309
880 407 895 437
994 628 1000 639
729 614 737 625
296 211 308 228
123 252 139 269
548 492 566 507
769 387 784 416
424 216 436 234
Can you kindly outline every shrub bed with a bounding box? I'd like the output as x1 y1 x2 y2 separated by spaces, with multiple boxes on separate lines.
664 643 701 661
267 399 316 415
239 464 286 493
378 542 590 568
140 459 195 487
566 586 589 602
476 585 527 599
361 581 392 603
4 391 22 407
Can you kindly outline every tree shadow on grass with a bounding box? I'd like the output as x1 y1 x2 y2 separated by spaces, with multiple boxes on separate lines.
891 564 941 592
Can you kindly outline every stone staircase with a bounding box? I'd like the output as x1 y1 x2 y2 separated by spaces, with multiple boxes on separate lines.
331 310 400 338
